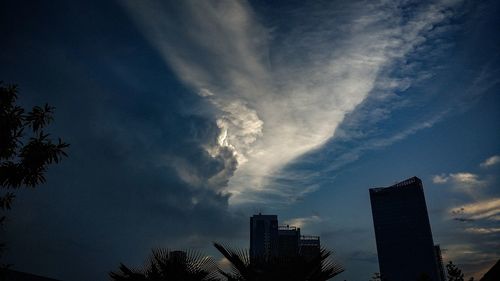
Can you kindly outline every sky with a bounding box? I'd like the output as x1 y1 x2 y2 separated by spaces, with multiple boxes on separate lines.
0 0 499 280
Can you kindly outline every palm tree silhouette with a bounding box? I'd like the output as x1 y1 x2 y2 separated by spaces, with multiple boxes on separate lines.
109 248 220 281
213 242 344 281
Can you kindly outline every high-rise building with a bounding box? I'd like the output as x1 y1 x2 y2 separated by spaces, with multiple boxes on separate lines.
434 245 446 281
250 213 322 263
250 213 279 261
369 177 442 281
278 225 301 257
300 235 321 261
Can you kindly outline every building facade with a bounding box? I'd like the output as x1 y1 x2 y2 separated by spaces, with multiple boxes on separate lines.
250 213 279 261
300 235 321 261
369 177 442 281
434 245 446 281
278 225 301 257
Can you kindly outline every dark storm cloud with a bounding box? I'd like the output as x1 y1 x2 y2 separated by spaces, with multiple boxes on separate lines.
0 1 244 280
2 1 500 281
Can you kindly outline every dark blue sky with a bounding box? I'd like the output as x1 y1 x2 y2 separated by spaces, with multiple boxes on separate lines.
1 1 499 280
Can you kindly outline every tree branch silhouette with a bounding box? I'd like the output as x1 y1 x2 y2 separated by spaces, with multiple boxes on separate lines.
0 82 69 268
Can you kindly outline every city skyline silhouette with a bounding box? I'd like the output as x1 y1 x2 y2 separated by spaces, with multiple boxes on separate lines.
1 0 499 280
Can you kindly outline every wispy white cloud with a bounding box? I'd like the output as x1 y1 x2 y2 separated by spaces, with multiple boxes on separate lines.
317 55 499 179
449 173 489 195
432 172 488 197
449 173 487 186
283 215 322 229
433 174 449 184
450 197 500 221
480 155 500 168
443 243 500 279
445 194 500 276
122 0 465 204
464 227 500 234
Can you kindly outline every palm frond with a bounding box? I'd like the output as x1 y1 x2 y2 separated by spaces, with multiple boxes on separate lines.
111 248 221 281
213 242 255 280
214 242 344 281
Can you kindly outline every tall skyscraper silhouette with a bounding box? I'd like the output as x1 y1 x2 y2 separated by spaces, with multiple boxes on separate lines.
369 177 442 281
434 245 446 281
278 225 301 257
250 213 279 261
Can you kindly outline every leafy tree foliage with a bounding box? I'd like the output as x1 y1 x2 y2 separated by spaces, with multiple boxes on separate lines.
214 242 344 281
0 82 69 263
446 261 464 281
109 249 220 281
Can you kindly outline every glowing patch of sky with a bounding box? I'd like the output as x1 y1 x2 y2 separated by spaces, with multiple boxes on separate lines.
123 0 465 204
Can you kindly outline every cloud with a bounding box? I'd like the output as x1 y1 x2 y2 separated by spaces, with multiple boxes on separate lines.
122 0 466 204
443 243 500 279
432 172 488 197
450 173 484 184
433 155 500 194
2 1 497 281
450 172 488 191
3 84 251 278
449 197 500 221
0 7 248 277
283 215 322 229
446 198 500 277
433 174 450 184
464 227 500 234
480 155 500 168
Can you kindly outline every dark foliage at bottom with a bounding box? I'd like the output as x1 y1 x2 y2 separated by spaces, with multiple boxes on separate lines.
109 248 219 281
214 242 344 281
